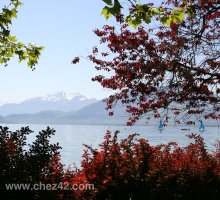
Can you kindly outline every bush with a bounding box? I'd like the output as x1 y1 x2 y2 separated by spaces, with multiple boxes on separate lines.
0 126 63 200
65 130 220 200
1 126 219 200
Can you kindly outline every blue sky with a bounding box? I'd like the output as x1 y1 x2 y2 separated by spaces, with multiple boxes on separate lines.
0 0 116 103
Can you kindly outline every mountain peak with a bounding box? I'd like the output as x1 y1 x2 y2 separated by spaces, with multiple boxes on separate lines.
0 91 98 115
40 91 85 101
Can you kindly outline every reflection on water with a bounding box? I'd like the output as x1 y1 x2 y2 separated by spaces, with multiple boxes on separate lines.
1 123 220 167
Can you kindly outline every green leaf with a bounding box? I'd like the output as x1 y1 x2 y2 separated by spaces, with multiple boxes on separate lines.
12 0 23 7
113 0 122 14
101 0 122 19
171 8 185 23
8 36 17 42
150 8 164 15
7 48 14 57
126 16 141 29
17 42 24 48
101 7 112 19
185 5 195 17
3 29 10 36
161 8 185 26
177 12 184 22
143 15 151 24
162 16 172 26
11 9 17 18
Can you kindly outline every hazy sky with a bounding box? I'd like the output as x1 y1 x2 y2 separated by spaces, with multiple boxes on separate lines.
0 0 117 103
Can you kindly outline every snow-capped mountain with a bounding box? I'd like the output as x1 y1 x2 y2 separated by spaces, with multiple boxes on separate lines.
0 92 97 116
39 91 86 101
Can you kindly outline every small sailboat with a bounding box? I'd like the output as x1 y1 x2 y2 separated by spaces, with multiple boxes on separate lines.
158 119 164 131
199 120 205 131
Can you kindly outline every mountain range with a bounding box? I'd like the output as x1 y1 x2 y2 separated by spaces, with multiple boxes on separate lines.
0 92 218 126
0 91 97 115
0 92 129 125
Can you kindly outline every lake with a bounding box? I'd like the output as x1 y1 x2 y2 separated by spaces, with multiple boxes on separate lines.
1 123 220 167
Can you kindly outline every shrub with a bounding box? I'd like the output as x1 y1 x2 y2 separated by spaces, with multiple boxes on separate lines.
1 126 219 200
0 126 63 200
65 130 220 200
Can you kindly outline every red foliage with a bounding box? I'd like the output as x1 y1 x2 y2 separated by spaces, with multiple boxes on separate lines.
73 0 220 125
1 126 219 199
63 130 220 200
71 57 80 64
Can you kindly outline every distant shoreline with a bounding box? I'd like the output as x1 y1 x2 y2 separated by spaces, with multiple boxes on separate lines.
1 122 220 127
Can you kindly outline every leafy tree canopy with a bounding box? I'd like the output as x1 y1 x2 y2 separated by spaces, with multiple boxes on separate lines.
0 0 43 68
73 0 220 125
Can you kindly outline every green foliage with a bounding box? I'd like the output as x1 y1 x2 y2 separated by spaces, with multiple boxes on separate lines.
101 0 122 20
126 4 152 28
161 8 185 26
101 0 187 28
0 0 43 68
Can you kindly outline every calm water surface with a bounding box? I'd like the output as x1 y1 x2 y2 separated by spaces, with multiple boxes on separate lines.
1 124 220 167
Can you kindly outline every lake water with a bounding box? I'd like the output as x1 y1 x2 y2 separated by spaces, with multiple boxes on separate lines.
1 123 220 167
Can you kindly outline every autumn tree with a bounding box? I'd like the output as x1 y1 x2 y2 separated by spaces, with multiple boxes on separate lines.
0 0 43 68
74 0 220 125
